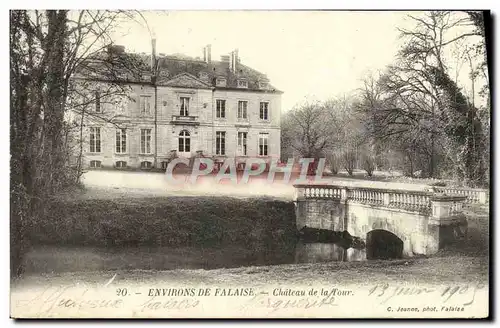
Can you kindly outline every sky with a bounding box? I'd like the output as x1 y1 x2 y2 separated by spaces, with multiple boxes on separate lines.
110 11 481 112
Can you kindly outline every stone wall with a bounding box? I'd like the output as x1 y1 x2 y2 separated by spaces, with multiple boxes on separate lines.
295 199 346 230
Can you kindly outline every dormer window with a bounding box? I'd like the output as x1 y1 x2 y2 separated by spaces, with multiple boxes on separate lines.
237 80 248 88
259 81 268 89
199 72 209 81
216 77 227 87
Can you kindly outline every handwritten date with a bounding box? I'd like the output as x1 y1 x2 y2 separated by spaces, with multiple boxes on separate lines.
368 283 486 306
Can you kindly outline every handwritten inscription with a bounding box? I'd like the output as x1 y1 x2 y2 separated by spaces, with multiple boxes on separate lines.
368 283 486 306
241 293 338 313
138 296 200 312
11 283 487 318
239 287 354 313
15 286 124 317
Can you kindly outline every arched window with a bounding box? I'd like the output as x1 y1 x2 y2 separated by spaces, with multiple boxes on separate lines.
90 160 101 168
115 161 127 168
178 130 191 152
141 161 153 169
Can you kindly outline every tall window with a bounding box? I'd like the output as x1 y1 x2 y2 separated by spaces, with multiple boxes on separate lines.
238 101 248 119
89 127 101 153
237 132 247 156
140 129 152 154
216 131 226 155
258 133 269 156
260 102 269 120
115 129 127 153
216 99 226 118
180 97 190 116
95 92 101 113
140 95 152 114
178 130 191 152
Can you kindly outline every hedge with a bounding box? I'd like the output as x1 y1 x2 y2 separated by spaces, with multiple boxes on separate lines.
27 196 298 248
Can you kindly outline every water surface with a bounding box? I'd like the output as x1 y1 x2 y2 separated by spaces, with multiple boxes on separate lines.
23 241 368 274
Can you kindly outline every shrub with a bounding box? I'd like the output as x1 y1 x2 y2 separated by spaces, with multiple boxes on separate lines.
342 150 356 176
363 154 376 177
327 154 340 175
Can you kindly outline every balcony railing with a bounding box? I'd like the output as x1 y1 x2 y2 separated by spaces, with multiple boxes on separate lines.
171 115 199 125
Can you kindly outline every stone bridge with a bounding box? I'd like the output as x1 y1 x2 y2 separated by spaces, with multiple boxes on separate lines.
293 184 474 258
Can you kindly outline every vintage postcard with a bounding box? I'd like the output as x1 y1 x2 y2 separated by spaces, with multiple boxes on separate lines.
10 10 490 319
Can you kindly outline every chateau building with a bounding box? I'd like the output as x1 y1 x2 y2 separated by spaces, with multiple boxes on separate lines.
75 43 282 170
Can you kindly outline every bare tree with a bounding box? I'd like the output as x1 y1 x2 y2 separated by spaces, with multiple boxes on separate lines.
281 101 335 160
398 11 488 186
327 153 340 175
328 96 367 176
357 11 488 184
10 10 142 277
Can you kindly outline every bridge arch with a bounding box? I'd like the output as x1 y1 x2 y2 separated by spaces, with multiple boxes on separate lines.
366 229 404 260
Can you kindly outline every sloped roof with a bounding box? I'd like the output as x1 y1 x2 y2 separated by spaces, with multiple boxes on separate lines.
158 72 213 89
156 55 281 93
75 48 282 94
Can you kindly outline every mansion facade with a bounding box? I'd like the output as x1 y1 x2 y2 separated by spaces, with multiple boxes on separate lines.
77 44 282 170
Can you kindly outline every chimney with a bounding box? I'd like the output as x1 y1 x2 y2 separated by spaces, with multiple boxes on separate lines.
151 38 157 72
230 49 239 72
203 44 212 63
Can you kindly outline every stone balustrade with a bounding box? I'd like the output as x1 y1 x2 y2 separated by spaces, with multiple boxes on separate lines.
295 184 432 213
301 185 343 199
433 186 488 204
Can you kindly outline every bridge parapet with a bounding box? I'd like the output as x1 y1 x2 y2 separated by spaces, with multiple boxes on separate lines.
432 186 488 204
294 184 432 214
430 194 468 223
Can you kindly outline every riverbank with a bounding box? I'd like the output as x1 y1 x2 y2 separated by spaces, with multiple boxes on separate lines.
14 252 488 290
